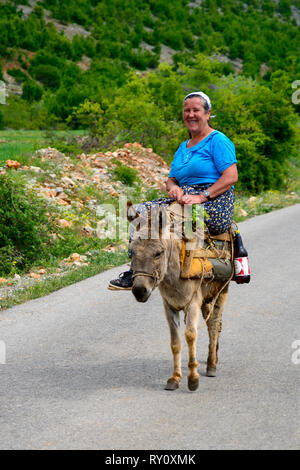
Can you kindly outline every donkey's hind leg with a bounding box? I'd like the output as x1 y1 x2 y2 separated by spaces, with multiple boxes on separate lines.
163 300 182 390
202 285 229 377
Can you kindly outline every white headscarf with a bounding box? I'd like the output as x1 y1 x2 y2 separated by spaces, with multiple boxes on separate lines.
183 91 212 110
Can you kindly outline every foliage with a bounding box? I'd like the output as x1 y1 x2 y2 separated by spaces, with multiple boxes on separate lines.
0 173 51 274
7 68 28 83
32 64 61 89
42 130 83 156
2 95 59 130
67 99 104 135
211 71 298 191
22 80 43 102
111 159 139 186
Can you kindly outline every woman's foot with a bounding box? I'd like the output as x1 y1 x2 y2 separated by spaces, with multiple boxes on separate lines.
108 270 133 290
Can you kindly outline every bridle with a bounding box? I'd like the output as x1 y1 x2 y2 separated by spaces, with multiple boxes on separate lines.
132 268 160 289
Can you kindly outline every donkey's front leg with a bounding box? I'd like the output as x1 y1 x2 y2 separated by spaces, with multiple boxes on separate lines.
185 300 201 391
163 300 182 391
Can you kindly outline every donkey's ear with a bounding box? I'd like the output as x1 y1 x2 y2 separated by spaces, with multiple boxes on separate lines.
127 201 138 222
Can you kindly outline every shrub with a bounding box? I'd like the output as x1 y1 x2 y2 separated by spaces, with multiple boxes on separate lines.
0 173 51 275
30 51 64 69
1 96 34 129
66 99 104 134
32 64 61 89
112 160 139 186
7 68 28 83
22 80 43 102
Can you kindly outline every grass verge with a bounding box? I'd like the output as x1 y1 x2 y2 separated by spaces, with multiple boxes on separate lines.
0 251 128 310
234 190 300 222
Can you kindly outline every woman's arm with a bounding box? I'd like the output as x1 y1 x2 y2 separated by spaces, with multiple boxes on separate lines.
205 163 238 199
182 164 238 205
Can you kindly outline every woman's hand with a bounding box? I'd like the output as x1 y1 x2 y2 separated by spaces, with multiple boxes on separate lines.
180 193 207 205
167 185 184 201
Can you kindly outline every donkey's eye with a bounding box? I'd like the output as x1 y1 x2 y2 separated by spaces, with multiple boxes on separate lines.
154 251 163 259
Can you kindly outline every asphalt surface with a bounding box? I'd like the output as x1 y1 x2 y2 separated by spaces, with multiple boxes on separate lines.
0 204 299 450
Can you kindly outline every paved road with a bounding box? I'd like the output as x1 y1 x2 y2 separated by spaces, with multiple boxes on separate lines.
0 205 299 450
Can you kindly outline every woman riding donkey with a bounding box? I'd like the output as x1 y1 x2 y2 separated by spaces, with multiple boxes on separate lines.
108 91 238 290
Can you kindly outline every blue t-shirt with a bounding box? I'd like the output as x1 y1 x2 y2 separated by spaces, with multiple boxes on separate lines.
169 130 237 186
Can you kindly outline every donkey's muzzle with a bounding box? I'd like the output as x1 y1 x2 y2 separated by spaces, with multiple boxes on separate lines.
132 284 151 303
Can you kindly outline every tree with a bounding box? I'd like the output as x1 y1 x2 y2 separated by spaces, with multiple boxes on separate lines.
22 80 43 102
33 64 61 89
277 0 292 20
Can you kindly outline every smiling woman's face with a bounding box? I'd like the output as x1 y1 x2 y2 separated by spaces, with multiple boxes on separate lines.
183 97 210 137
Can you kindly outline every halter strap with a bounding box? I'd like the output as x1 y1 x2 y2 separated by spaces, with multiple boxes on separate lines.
132 270 160 289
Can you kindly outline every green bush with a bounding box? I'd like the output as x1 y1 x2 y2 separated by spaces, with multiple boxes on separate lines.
277 0 292 19
22 80 43 102
32 64 61 89
0 173 51 275
30 51 65 69
2 96 34 129
7 68 28 83
112 161 139 186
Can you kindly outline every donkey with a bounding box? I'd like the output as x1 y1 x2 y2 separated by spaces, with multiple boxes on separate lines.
129 203 231 391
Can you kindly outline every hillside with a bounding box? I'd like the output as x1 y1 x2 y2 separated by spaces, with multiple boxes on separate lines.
0 0 299 194
1 0 299 115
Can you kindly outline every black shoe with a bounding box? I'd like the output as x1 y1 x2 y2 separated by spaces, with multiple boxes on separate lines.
108 270 133 290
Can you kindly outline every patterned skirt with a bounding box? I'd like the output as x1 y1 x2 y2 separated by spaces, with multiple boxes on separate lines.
128 183 234 257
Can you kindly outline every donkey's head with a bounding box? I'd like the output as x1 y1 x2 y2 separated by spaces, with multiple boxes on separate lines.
128 203 172 303
131 237 170 302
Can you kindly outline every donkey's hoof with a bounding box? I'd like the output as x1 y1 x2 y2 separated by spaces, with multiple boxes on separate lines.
188 377 199 391
206 367 216 377
165 379 179 391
